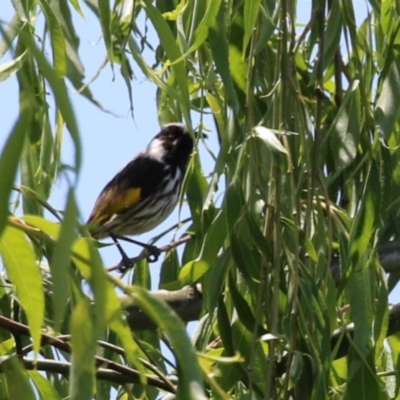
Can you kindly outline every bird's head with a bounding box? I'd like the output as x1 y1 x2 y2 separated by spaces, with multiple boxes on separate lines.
146 123 194 169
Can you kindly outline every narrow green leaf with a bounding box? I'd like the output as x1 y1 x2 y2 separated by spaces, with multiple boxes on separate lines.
97 0 113 62
199 208 226 265
348 163 380 267
228 44 247 95
216 297 245 393
376 56 400 139
70 298 96 400
288 352 303 390
133 258 151 288
204 249 231 315
226 180 245 234
9 0 27 22
228 274 264 335
326 80 360 174
37 0 67 76
68 0 85 18
215 355 244 392
0 50 27 82
388 333 400 396
243 0 261 53
230 232 260 281
346 350 380 400
252 126 288 154
128 37 182 105
71 237 107 338
160 248 180 285
72 241 145 377
231 319 267 395
142 0 191 123
107 307 147 380
38 119 58 199
129 286 207 400
21 29 82 173
0 111 29 237
0 13 23 59
373 277 389 362
0 356 36 400
184 154 208 234
0 226 44 356
348 261 374 352
28 370 63 400
167 0 222 66
323 0 342 70
208 5 240 114
23 215 60 239
162 260 209 290
51 189 78 330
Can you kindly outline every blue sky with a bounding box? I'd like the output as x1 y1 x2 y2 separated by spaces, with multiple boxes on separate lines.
1 1 399 301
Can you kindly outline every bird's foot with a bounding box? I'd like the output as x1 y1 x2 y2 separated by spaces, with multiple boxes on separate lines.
118 254 134 272
146 245 161 263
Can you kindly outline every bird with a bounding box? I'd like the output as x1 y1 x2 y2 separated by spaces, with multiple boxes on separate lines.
86 123 194 270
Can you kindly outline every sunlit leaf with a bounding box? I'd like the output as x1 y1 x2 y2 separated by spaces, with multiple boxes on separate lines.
0 110 29 237
252 126 288 154
0 50 26 82
0 356 36 400
0 226 44 356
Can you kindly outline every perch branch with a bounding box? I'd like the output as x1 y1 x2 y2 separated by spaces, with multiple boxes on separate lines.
107 235 193 272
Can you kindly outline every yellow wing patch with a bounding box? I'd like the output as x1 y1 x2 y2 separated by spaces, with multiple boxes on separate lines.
89 187 141 225
113 187 142 213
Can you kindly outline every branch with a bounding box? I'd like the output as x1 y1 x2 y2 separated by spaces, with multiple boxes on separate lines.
122 285 203 331
276 302 400 376
330 239 400 283
102 238 400 333
331 302 400 360
107 235 193 272
0 316 175 393
15 358 143 384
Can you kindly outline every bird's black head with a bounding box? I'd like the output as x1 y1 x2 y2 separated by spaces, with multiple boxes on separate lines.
147 123 194 171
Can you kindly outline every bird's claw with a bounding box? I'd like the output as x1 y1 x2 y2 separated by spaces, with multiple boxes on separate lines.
118 256 134 273
146 246 161 263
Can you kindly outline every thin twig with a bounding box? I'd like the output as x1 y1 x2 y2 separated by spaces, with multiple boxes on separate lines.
107 235 193 272
0 316 175 393
21 333 176 392
17 358 169 385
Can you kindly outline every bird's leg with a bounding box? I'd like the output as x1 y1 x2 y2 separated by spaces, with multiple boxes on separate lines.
110 234 134 271
114 235 161 263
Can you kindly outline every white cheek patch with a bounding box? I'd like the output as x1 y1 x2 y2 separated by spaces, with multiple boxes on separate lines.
146 138 166 161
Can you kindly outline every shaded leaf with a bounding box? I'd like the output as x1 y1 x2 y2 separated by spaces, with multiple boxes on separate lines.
129 286 207 399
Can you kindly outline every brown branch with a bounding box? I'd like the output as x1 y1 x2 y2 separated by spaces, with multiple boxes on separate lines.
14 358 176 386
107 235 193 272
0 316 175 393
330 239 400 284
276 301 400 376
376 240 400 273
331 302 400 360
122 285 203 331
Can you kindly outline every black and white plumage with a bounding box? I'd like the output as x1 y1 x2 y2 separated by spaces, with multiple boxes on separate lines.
87 123 194 242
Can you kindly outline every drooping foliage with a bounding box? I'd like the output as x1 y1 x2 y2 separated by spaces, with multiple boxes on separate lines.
1 0 400 398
